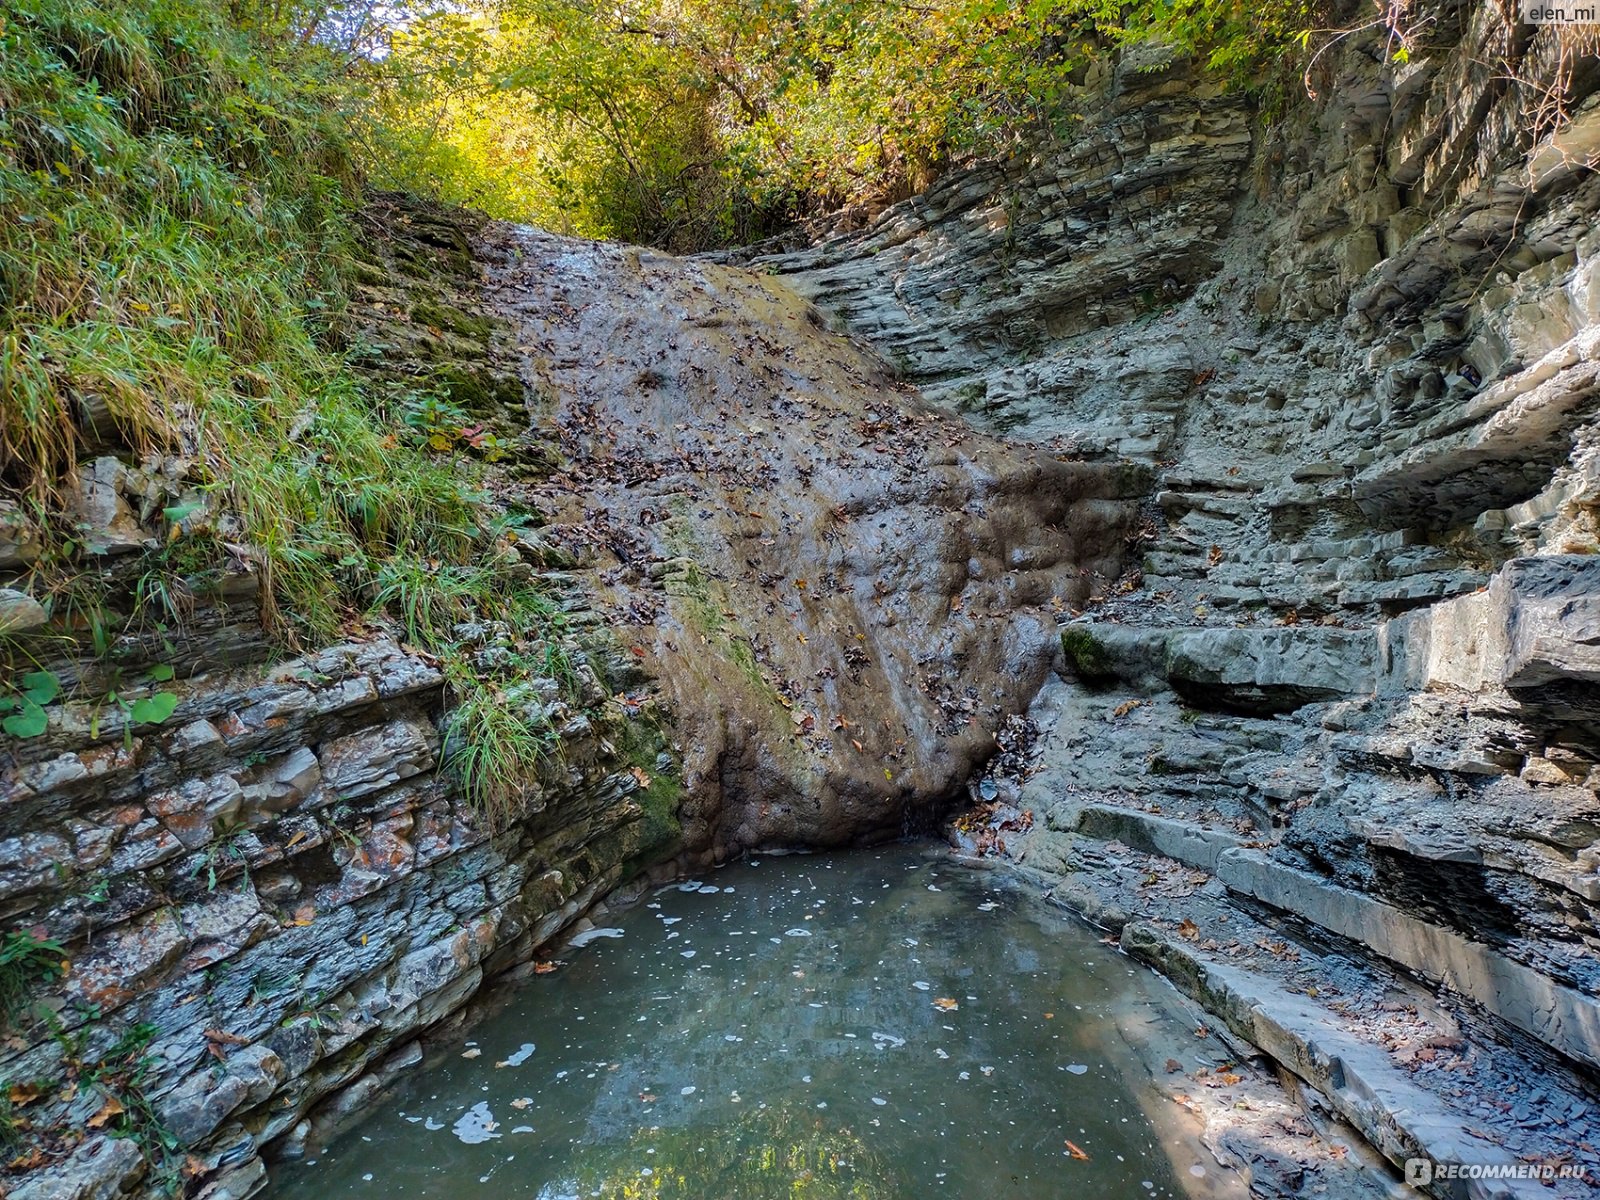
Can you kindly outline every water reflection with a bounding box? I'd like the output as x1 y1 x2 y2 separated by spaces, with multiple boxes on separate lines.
267 848 1234 1199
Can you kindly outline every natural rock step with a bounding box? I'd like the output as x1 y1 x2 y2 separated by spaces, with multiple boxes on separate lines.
1062 621 1377 714
1124 921 1581 1200
1065 800 1600 1072
1338 571 1488 607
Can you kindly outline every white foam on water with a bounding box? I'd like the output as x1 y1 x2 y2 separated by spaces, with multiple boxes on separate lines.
452 1101 501 1145
568 927 624 948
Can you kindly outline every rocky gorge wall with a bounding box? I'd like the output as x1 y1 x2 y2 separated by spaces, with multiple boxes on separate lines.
476 225 1143 859
6 4 1600 1197
0 192 1142 1197
739 1 1600 1192
0 201 696 1200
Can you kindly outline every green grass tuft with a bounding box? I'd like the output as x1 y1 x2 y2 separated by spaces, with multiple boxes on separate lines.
0 928 66 1032
439 660 560 833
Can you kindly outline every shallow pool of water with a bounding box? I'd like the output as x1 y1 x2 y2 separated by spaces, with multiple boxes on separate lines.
267 848 1240 1200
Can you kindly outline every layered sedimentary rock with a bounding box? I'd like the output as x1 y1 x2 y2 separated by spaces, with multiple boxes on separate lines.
478 227 1142 855
739 2 1600 1192
0 199 1142 1196
0 201 690 1200
6 3 1600 1196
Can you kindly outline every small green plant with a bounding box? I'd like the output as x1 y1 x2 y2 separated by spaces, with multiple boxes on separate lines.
0 928 67 1031
247 965 297 1006
0 669 61 739
282 991 340 1031
324 803 363 851
75 878 111 906
191 821 249 893
86 664 180 746
86 1022 181 1177
440 664 557 832
0 1085 20 1154
130 534 228 630
401 392 507 461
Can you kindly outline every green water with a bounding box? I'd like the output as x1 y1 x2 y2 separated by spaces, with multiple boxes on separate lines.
267 848 1239 1199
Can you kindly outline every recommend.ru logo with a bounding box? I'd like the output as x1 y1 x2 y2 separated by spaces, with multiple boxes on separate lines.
1405 1158 1593 1186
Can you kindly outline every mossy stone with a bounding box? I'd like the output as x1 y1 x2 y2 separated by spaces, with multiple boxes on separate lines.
1061 626 1115 680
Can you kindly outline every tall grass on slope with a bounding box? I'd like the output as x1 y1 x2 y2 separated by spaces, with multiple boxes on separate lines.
0 0 484 644
0 0 579 834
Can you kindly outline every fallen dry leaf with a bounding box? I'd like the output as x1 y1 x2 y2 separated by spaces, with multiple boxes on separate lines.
9 1146 46 1171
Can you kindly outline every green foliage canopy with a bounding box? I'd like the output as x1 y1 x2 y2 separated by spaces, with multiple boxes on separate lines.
360 0 1326 248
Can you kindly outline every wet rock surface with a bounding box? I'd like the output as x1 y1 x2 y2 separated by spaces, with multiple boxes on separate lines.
478 227 1142 854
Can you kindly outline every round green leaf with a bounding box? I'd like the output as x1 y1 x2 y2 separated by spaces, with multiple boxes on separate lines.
162 501 204 524
129 692 180 725
2 700 49 738
21 670 61 706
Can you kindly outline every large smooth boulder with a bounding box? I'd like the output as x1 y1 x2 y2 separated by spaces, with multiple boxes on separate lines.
480 228 1146 851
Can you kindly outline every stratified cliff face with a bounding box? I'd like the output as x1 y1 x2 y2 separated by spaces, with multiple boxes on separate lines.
0 200 1142 1198
0 202 691 1200
476 227 1142 857
741 2 1600 1192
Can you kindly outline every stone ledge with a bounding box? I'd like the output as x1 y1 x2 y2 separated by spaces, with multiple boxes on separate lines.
1124 921 1554 1200
1059 622 1377 713
1380 555 1600 699
1214 848 1600 1072
1060 790 1600 1072
1074 803 1242 874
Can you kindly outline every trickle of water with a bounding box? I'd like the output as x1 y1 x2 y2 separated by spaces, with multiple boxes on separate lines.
266 847 1242 1200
